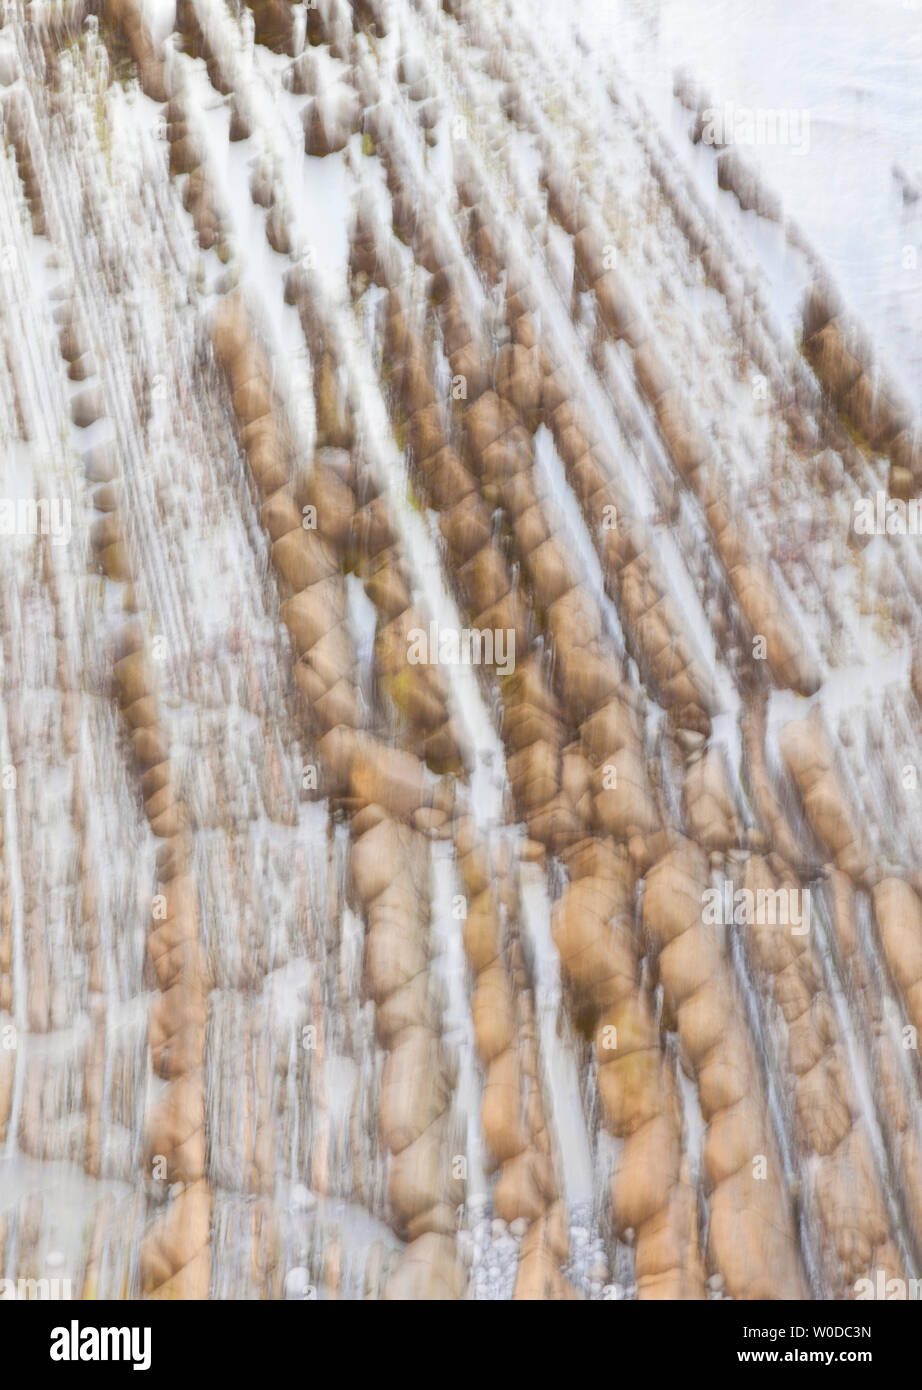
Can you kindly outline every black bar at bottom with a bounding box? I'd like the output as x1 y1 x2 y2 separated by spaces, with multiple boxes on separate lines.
3 1296 914 1378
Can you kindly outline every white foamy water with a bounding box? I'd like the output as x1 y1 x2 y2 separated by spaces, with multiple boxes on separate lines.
577 0 922 396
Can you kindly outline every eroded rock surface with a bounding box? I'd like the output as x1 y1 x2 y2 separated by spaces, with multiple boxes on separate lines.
1 0 920 1305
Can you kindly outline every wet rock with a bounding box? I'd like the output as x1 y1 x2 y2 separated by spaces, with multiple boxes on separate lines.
70 386 105 428
716 150 782 221
302 89 361 157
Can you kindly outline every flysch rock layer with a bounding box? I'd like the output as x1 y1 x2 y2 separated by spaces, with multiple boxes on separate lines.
1 0 920 1303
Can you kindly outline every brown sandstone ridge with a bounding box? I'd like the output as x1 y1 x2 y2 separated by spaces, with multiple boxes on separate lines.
643 842 806 1299
89 473 211 1294
112 620 212 1299
281 272 462 774
824 874 922 1269
244 0 299 56
681 744 740 853
740 856 903 1293
350 806 466 1299
211 295 365 749
538 129 821 699
780 713 875 887
45 250 214 1296
100 0 169 102
163 96 228 253
802 285 921 495
453 817 575 1299
459 383 663 857
872 879 922 1052
740 702 811 873
213 287 467 1296
174 0 237 98
554 839 706 1299
374 279 571 853
1 91 48 238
